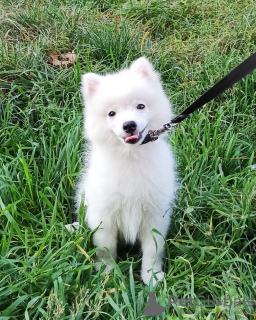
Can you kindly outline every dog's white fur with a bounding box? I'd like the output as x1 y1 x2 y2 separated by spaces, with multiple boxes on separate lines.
76 57 177 285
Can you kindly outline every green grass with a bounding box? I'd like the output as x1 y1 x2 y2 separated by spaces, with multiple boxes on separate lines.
0 0 256 319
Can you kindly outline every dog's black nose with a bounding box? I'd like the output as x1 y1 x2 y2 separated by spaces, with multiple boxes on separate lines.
123 121 137 133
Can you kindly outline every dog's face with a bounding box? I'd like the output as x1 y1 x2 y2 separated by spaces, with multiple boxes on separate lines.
81 57 173 147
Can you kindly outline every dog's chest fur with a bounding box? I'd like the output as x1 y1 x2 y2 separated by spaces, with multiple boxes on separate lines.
83 141 176 243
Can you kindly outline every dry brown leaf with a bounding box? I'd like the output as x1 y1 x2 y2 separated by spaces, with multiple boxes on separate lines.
48 51 77 67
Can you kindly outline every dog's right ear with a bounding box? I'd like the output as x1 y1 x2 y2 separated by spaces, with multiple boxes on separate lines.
130 57 160 82
81 73 102 100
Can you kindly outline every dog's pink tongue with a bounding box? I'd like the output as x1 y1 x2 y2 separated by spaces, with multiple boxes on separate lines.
124 134 139 143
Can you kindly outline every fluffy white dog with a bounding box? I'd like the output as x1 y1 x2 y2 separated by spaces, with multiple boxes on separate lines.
75 57 177 285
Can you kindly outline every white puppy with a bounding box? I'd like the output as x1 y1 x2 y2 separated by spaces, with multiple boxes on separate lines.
75 57 177 285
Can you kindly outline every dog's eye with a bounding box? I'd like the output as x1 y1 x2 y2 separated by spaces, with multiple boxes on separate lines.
108 111 116 117
137 104 145 110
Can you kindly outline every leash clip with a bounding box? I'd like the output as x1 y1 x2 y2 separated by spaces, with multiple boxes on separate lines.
141 121 179 145
163 121 179 130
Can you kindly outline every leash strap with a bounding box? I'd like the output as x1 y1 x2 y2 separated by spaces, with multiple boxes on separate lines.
141 52 256 145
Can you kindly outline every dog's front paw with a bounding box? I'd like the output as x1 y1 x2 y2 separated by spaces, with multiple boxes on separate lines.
141 269 165 286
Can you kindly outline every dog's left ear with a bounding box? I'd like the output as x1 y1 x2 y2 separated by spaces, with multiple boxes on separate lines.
130 57 159 81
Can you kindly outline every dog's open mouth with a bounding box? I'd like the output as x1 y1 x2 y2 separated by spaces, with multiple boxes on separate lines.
124 133 140 144
124 125 147 144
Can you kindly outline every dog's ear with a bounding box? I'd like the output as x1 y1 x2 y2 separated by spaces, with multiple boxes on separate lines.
81 73 102 100
130 57 159 81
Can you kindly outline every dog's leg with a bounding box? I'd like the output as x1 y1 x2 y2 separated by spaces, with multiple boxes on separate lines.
92 222 117 272
139 226 166 286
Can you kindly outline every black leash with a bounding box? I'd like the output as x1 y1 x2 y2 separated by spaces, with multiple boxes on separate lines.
141 52 256 145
